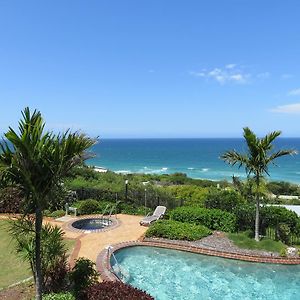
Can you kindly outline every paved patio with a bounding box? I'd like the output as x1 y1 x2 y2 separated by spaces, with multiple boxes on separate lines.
47 214 147 263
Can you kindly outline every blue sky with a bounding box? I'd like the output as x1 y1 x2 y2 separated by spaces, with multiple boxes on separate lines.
0 1 300 138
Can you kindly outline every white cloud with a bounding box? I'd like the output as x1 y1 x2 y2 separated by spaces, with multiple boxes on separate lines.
270 103 300 114
257 72 270 79
288 89 300 96
225 64 236 69
281 74 293 80
189 71 205 77
190 64 250 84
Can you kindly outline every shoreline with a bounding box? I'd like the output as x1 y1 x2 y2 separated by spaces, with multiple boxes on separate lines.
91 165 300 185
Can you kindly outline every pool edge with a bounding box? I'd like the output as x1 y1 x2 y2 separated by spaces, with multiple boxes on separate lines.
97 240 300 282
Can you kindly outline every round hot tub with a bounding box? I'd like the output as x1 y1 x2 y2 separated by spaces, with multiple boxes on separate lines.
69 217 118 232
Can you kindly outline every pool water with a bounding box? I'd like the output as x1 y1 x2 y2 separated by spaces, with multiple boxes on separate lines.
71 218 112 230
112 246 300 300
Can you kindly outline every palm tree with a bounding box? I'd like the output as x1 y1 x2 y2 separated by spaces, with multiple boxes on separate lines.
221 127 296 241
0 108 95 299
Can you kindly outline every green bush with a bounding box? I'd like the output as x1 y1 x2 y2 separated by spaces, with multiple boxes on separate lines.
234 205 300 244
279 247 287 257
166 185 208 207
77 199 100 215
260 206 299 233
69 258 99 298
84 282 154 300
0 186 24 213
277 223 291 244
233 204 256 232
204 189 245 212
170 206 237 232
43 292 75 300
145 220 212 241
9 218 69 293
44 210 66 218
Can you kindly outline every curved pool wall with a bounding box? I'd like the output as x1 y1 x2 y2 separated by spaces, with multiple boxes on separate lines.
111 246 300 300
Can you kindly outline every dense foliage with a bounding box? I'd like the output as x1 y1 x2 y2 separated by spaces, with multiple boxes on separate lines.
73 198 152 216
69 258 99 299
64 167 228 209
83 282 154 300
204 189 246 212
234 204 300 244
170 206 237 232
166 185 208 206
146 220 212 241
0 186 24 213
43 292 75 300
77 199 101 215
9 217 69 293
267 181 300 196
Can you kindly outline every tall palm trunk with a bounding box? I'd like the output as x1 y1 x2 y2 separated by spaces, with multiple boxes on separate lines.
35 207 43 300
254 175 260 242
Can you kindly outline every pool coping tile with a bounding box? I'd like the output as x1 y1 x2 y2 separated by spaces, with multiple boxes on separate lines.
96 239 300 282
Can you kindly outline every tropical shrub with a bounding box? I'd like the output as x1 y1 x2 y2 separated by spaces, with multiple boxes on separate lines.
44 254 70 293
9 217 69 292
233 204 256 232
170 206 237 232
69 258 99 299
277 223 291 244
77 199 100 215
167 185 208 206
260 206 299 233
0 186 24 213
84 282 154 300
204 189 245 212
43 292 75 300
267 181 300 196
234 205 300 244
145 220 212 241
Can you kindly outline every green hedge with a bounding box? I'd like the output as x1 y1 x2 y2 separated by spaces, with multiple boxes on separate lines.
170 206 237 232
145 220 212 241
261 206 299 233
204 189 245 212
77 199 101 215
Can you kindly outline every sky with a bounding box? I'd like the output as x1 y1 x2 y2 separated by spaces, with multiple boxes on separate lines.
0 0 300 138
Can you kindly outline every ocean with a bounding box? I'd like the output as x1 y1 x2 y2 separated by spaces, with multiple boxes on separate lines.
87 138 300 184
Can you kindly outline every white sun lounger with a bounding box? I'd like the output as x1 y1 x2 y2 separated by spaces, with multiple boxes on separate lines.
140 206 166 226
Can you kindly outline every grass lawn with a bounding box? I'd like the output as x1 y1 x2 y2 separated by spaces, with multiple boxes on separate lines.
0 220 76 289
227 232 286 253
0 220 32 289
65 238 76 256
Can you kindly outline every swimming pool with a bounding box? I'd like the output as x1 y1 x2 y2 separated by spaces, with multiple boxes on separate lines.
71 218 112 230
112 246 300 300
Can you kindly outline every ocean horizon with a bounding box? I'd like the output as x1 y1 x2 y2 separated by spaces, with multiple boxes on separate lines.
87 138 300 184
